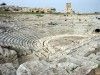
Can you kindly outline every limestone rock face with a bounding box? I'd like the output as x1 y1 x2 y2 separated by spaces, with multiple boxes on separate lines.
0 63 16 75
17 59 98 75
0 46 19 68
17 60 50 75
0 46 3 55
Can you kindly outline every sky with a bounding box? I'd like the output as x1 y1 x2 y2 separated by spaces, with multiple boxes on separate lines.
0 0 100 13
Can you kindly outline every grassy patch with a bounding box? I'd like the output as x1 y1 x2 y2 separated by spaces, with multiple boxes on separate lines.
0 14 12 18
36 14 44 17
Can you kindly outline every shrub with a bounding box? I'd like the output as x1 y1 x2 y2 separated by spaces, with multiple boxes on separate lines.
0 3 7 6
48 22 58 25
36 14 44 17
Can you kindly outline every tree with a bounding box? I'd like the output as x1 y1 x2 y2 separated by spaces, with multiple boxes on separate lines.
0 3 7 6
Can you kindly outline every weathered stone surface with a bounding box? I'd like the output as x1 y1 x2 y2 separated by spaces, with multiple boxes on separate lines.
17 59 98 75
0 63 16 75
0 46 19 68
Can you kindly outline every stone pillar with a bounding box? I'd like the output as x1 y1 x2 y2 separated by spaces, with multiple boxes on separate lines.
66 3 73 16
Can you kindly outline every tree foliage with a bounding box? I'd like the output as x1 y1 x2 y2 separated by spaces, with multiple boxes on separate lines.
0 3 7 6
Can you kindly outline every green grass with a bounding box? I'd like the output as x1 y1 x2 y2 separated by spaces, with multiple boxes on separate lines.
36 14 44 17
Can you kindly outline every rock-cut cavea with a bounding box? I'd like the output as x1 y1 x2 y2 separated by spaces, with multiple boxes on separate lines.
0 1 100 75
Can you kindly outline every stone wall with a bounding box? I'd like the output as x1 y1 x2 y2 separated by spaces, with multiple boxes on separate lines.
0 5 56 13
